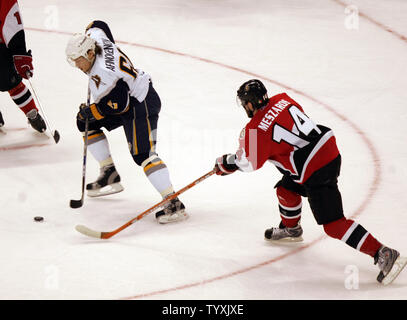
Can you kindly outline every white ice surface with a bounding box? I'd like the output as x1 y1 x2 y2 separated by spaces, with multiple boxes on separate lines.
0 0 407 300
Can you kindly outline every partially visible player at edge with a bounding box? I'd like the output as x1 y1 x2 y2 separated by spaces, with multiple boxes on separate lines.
214 79 406 285
0 0 46 132
65 20 187 224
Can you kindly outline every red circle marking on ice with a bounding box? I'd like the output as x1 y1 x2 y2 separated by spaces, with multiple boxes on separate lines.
332 0 407 43
119 62 381 299
26 13 406 298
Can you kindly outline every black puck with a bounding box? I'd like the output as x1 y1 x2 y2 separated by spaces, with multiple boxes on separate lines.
34 216 44 222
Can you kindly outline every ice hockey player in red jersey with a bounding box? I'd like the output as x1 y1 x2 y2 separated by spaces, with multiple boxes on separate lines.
0 0 46 132
214 79 406 285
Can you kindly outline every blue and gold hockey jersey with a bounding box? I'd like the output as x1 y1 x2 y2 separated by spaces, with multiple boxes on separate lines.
85 21 151 119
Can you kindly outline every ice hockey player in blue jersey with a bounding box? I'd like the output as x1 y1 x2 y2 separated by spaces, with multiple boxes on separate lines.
65 20 187 224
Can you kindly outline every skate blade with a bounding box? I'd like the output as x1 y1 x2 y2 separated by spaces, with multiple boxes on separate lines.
381 256 407 286
265 236 304 243
157 210 189 224
87 183 124 198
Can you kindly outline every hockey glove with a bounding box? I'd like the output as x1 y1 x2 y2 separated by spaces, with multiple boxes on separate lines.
77 103 104 123
13 50 34 79
214 154 239 176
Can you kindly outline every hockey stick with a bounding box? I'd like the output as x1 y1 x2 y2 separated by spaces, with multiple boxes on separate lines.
26 76 60 143
75 169 217 239
69 86 91 209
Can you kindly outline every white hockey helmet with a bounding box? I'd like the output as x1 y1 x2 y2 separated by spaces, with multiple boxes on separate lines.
65 33 96 66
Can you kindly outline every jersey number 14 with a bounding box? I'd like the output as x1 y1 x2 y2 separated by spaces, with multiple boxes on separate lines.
272 106 321 149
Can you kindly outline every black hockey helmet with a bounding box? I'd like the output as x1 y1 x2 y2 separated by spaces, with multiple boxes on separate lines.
236 79 268 118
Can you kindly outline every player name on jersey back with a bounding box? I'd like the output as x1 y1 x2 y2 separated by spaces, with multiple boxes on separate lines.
258 99 290 132
87 26 151 103
102 38 115 71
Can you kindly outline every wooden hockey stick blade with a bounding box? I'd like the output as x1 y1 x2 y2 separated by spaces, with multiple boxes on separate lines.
75 225 102 238
70 199 83 208
75 169 216 239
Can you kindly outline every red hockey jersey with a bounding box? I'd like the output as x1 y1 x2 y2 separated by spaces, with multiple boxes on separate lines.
0 0 24 47
235 93 340 184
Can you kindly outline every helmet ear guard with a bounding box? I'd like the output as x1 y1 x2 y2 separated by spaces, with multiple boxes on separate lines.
65 33 97 66
236 79 268 117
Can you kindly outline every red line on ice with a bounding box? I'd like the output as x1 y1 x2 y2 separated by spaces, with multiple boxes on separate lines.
26 16 395 298
0 143 48 152
2 127 27 132
0 128 49 151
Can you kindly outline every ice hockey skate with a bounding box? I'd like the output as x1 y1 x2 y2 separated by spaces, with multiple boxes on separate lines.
264 221 303 243
26 109 46 133
155 197 188 224
86 164 124 197
374 245 407 285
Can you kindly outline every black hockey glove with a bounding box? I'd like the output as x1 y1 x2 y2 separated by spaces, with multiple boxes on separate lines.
214 154 239 176
77 103 95 123
77 103 104 123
